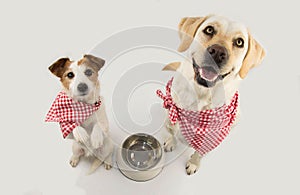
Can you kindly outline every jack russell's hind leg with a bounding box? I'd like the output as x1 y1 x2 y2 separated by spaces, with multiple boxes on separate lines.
186 151 202 175
70 141 85 167
164 120 178 152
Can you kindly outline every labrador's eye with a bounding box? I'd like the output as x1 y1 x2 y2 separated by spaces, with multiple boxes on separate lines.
203 26 215 36
85 69 93 77
67 72 74 79
234 38 244 48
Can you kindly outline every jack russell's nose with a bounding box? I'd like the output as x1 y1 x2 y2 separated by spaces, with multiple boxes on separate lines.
77 83 88 93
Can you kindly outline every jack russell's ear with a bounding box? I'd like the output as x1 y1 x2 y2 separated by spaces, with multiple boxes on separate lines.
177 16 207 52
83 54 105 71
239 32 266 79
48 57 71 78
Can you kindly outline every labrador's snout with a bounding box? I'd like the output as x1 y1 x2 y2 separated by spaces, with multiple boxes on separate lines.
207 44 228 67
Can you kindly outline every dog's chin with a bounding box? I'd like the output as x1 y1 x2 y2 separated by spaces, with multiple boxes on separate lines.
194 72 219 88
71 92 90 103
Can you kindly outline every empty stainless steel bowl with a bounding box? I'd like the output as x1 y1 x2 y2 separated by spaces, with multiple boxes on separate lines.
117 133 164 182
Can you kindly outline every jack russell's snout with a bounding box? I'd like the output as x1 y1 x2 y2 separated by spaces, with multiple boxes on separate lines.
77 83 88 94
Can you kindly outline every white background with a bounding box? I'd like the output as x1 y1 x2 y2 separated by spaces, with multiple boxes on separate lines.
1 0 300 195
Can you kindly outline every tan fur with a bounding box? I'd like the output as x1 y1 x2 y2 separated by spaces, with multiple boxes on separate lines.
239 33 266 78
49 58 73 90
177 17 208 52
87 70 99 84
77 58 84 65
78 55 105 70
48 58 72 78
164 15 266 175
163 62 181 71
48 54 113 174
61 68 73 90
83 54 105 71
203 34 246 75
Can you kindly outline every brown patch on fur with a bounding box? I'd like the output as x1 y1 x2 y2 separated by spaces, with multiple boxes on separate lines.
78 54 105 71
77 58 84 66
48 58 72 78
48 57 75 90
86 66 99 84
78 60 100 86
60 67 73 90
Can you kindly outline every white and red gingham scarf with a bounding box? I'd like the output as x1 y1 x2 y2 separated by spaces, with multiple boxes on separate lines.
156 78 238 156
45 92 101 138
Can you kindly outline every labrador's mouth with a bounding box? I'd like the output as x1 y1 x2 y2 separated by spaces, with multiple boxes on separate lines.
193 58 231 88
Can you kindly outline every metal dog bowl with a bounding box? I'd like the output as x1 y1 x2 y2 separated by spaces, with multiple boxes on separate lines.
116 133 164 182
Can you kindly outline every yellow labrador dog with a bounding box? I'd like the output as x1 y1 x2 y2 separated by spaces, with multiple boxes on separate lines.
163 15 265 175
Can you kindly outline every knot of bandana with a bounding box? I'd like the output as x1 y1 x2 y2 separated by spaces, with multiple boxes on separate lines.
156 78 180 125
45 92 101 138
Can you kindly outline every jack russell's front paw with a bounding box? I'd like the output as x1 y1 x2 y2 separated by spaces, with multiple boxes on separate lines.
164 136 176 152
91 129 103 149
73 127 89 144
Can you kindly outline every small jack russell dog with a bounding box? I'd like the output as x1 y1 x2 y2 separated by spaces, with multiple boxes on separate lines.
46 54 113 172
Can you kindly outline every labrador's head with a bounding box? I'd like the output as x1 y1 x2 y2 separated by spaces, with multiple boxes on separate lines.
174 15 265 88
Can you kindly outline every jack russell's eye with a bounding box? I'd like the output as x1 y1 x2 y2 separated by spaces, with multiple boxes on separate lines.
203 26 215 36
67 72 74 79
85 69 93 77
234 38 244 48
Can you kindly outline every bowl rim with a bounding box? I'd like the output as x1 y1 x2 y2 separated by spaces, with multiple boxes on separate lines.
121 133 163 170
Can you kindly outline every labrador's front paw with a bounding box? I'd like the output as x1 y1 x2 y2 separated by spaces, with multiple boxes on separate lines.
186 160 199 175
185 152 201 175
164 136 176 152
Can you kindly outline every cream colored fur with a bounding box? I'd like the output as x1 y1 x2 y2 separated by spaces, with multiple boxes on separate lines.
49 55 114 173
163 15 265 175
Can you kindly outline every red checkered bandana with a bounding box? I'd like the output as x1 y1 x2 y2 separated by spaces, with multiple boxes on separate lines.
157 78 239 156
45 92 101 138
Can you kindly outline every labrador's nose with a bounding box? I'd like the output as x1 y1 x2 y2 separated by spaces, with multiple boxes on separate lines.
77 83 88 93
207 44 228 67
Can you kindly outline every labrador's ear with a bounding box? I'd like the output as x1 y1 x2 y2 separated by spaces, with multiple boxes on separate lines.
83 54 105 71
239 33 265 79
48 57 71 78
162 62 181 71
177 17 207 52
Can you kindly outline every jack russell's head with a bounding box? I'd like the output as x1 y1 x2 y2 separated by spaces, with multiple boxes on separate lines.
48 54 105 103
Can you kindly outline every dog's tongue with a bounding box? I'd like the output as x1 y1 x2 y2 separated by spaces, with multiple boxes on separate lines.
200 67 218 81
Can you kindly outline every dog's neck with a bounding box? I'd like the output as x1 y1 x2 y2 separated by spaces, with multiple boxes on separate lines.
174 60 241 111
195 74 240 109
